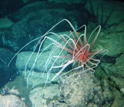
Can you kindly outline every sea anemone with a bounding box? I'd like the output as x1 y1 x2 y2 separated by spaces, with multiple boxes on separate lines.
8 19 106 86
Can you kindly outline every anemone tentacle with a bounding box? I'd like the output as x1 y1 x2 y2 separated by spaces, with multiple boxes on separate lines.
8 19 107 87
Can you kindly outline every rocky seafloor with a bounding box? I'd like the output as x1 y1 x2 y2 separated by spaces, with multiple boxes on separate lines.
0 0 124 107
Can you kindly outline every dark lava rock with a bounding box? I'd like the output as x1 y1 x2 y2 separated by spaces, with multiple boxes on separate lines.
0 48 17 88
1 1 90 51
101 53 124 90
0 0 24 18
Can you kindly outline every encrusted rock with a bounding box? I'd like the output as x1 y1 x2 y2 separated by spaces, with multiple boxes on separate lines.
58 71 113 107
0 95 26 107
29 84 59 107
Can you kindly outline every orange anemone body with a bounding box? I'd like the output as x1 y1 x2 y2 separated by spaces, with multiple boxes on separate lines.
78 52 88 61
74 49 89 62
